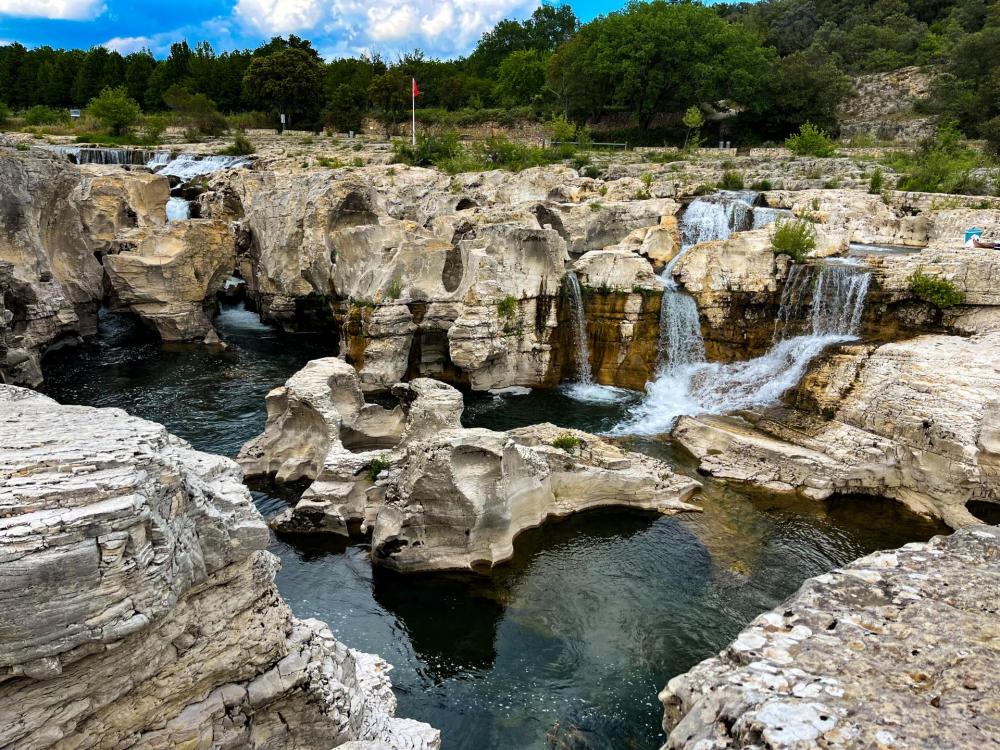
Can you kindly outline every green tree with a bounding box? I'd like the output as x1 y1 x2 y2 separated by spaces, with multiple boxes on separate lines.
495 49 547 106
548 1 772 130
86 85 142 135
243 46 323 126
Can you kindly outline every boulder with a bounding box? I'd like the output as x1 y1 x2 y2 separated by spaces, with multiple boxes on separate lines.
0 150 171 384
103 219 236 342
673 333 1000 528
0 386 438 750
369 424 701 572
660 525 1000 749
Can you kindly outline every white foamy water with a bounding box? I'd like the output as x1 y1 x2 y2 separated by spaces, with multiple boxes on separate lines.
166 196 191 221
152 154 251 181
560 382 634 404
616 263 872 435
752 206 794 229
565 271 594 384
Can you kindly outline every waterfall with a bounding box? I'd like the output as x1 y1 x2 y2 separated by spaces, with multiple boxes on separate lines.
166 197 191 222
152 154 252 181
565 271 594 384
48 146 168 165
656 191 757 371
615 263 872 435
752 206 794 229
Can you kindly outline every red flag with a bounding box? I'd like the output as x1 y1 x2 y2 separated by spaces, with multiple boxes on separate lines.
412 79 419 97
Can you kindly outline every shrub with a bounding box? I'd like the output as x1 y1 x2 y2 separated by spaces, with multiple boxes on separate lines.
883 123 989 195
785 122 837 157
910 268 964 308
582 164 600 179
771 218 817 262
750 179 772 191
86 87 141 136
551 433 581 453
15 142 29 151
497 295 517 319
141 114 167 145
868 168 885 194
720 170 744 190
24 105 68 127
221 133 255 156
387 279 402 300
392 130 462 167
0 101 9 126
366 457 390 482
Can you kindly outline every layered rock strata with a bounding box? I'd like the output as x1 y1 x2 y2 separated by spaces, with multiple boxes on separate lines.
201 166 681 391
103 220 236 342
240 358 700 570
0 150 168 384
370 423 701 572
660 525 1000 749
673 333 1000 528
0 385 438 750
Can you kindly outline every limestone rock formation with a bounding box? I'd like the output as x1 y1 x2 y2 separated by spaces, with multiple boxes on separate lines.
573 248 664 387
0 150 170 384
237 357 433 482
0 385 438 750
103 220 236 342
660 525 1000 749
672 228 791 361
201 164 676 391
240 359 700 565
370 424 701 572
673 333 1000 528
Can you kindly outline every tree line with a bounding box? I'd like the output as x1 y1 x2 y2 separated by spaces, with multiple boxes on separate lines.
0 0 995 145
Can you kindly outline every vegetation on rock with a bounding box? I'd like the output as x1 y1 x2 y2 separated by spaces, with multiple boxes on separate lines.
771 218 817 262
910 268 965 308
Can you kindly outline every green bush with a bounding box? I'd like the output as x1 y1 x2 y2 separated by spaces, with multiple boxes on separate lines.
910 268 965 308
551 433 581 453
883 123 989 195
221 133 255 156
720 170 744 190
497 295 517 319
24 105 68 126
771 218 817 262
392 130 462 167
785 122 837 158
366 457 390 482
86 86 141 136
387 279 402 300
750 179 772 191
141 114 167 145
868 168 885 194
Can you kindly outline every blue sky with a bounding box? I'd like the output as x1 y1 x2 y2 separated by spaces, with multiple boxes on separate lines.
0 0 650 59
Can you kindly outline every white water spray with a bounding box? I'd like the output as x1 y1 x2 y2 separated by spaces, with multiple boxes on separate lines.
565 271 594 384
615 263 872 435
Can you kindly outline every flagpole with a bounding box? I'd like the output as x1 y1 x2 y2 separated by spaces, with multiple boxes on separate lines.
411 78 416 146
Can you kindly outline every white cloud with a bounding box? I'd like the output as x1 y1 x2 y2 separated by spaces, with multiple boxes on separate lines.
103 35 151 54
0 0 106 20
234 0 541 58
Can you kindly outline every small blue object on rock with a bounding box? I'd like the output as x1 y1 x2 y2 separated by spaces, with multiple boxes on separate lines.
965 227 984 243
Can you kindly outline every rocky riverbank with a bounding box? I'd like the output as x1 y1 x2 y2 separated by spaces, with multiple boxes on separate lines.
660 525 1000 749
0 386 438 749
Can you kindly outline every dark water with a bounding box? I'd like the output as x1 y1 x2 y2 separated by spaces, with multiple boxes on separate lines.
42 305 946 750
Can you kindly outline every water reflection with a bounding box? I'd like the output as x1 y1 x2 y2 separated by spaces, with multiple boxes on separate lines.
39 303 947 750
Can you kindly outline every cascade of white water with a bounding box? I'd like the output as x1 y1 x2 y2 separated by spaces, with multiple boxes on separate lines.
166 197 192 221
656 191 758 371
565 271 594 384
616 263 872 435
152 154 252 180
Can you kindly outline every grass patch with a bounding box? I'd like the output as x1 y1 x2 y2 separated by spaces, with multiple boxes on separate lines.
394 131 575 174
551 433 581 453
497 295 518 319
720 170 744 190
882 123 991 195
